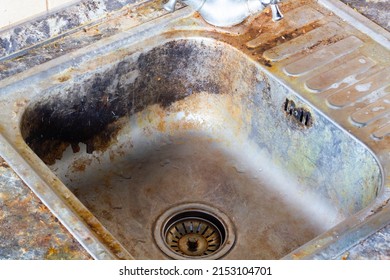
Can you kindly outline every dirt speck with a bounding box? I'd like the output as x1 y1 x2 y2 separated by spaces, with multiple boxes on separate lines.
58 74 71 83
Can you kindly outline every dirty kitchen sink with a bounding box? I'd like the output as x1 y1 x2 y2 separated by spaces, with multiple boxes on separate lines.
0 0 389 259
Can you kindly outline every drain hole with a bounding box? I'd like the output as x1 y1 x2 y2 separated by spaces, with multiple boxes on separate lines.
284 98 313 127
165 211 224 257
154 204 235 259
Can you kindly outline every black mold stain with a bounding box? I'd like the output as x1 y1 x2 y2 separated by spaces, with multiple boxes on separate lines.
21 40 227 164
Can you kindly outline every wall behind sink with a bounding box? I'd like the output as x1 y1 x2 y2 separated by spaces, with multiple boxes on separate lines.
0 0 145 60
0 0 80 30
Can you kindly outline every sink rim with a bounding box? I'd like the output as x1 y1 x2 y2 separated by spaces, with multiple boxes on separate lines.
0 0 389 260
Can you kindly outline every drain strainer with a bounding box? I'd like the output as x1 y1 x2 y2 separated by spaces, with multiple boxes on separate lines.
154 203 235 259
165 216 222 257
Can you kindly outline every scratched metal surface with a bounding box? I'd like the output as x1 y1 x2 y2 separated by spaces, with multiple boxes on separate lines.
0 0 389 260
331 0 390 260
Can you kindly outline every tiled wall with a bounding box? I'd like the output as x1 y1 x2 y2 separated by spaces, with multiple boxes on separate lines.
0 0 80 30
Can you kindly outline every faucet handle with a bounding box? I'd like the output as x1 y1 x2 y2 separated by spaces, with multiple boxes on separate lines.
163 0 178 12
270 3 283 21
262 0 284 21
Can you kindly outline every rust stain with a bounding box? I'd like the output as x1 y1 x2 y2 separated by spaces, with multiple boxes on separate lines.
13 98 29 116
71 158 93 172
61 195 129 259
0 156 91 259
45 245 81 260
46 247 59 258
57 74 71 83
369 198 390 217
56 68 76 83
0 157 9 168
291 251 308 259
109 143 127 162
341 252 350 260
38 141 70 165
3 0 385 260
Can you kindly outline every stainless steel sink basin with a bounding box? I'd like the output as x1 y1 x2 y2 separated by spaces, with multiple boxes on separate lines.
0 0 389 259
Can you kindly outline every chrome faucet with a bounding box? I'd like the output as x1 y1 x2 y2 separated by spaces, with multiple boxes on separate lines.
163 0 283 27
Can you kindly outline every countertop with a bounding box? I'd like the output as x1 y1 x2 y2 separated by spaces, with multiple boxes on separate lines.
0 0 389 259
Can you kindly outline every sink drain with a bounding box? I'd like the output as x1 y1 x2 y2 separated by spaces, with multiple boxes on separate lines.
165 215 222 257
154 203 235 259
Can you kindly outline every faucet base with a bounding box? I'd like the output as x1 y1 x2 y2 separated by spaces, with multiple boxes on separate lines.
165 0 269 27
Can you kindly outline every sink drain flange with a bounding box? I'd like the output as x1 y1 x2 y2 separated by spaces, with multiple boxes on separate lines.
154 203 235 259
